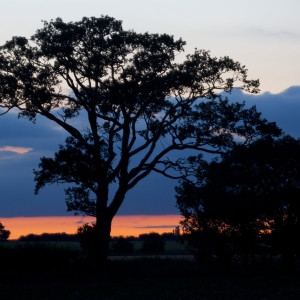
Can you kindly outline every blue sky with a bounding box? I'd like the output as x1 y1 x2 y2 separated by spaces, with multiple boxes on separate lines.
0 0 299 217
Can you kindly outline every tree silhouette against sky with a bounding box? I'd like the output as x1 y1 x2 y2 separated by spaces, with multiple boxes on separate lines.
0 16 281 260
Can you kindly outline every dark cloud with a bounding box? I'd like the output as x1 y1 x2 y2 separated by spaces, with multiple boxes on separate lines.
0 86 299 217
75 220 84 224
224 86 300 138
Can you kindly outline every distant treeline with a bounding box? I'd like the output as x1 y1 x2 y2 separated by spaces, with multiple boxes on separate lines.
17 231 179 242
18 232 78 242
136 232 179 241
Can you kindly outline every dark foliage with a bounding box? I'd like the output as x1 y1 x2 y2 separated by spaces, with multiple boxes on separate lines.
176 136 300 266
139 232 165 253
111 236 134 254
76 223 98 258
0 221 10 241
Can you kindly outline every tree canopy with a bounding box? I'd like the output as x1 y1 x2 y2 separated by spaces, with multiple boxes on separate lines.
0 16 281 260
176 136 300 265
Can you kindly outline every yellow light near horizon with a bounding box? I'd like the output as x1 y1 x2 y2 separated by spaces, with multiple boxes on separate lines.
0 215 182 240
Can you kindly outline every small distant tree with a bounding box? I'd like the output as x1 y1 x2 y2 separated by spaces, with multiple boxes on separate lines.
111 236 134 254
0 221 10 241
140 232 165 253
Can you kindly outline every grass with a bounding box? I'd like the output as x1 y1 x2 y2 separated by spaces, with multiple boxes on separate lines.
1 242 300 299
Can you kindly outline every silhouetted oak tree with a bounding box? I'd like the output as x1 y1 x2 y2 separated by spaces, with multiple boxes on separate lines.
0 16 281 261
0 221 10 241
176 136 300 265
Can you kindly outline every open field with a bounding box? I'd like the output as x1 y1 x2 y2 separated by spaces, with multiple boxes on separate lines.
1 242 300 300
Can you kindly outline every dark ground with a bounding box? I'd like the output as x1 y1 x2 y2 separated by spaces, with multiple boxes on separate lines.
1 243 300 300
1 258 300 299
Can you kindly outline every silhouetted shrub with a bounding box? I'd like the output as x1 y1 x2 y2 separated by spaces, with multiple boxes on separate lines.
111 236 134 254
76 223 97 255
0 221 10 241
139 232 165 253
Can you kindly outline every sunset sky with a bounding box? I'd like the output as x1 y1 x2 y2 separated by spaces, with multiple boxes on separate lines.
0 1 299 238
1 215 182 240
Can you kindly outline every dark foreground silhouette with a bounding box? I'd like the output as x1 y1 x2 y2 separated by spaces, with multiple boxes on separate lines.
0 242 299 300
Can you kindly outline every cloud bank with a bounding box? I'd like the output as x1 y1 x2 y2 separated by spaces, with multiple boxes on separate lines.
225 86 300 138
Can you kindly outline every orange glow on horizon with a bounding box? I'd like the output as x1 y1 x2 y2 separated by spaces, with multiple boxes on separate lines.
0 215 182 240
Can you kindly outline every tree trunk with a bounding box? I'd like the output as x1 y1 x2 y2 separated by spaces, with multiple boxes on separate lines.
89 211 112 263
91 179 127 262
91 181 112 262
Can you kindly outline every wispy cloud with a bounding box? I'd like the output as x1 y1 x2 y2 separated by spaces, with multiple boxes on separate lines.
248 28 299 39
0 146 33 154
75 220 84 224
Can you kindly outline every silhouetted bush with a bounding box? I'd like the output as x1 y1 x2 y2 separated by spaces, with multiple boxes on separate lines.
139 232 165 253
0 221 10 241
111 236 134 254
76 223 97 256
